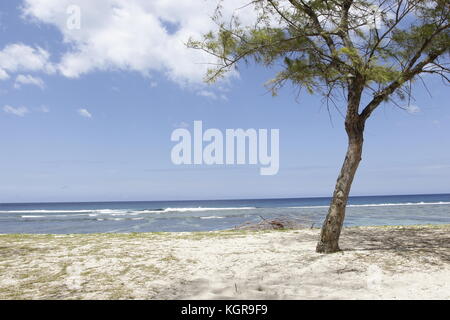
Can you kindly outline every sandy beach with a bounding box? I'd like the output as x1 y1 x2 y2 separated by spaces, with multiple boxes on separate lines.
0 225 448 300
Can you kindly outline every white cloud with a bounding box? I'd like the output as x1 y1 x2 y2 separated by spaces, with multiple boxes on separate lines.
78 108 92 118
3 105 29 117
39 105 50 113
197 90 218 100
14 74 45 89
196 89 229 100
0 43 54 80
0 69 9 80
405 105 421 114
3 0 400 97
21 0 258 86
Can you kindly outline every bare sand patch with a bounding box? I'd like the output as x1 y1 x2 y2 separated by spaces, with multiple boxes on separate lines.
0 225 448 300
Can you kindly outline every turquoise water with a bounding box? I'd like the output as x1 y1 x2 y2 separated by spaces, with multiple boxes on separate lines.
0 194 449 234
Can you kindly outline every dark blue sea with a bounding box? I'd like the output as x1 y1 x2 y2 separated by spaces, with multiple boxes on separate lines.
0 194 449 234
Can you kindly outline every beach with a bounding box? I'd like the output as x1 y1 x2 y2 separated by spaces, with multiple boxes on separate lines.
0 224 448 300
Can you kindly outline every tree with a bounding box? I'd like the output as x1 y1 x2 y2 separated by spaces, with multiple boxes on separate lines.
188 0 450 253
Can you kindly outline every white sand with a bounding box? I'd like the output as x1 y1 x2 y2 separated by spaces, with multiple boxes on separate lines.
0 225 448 299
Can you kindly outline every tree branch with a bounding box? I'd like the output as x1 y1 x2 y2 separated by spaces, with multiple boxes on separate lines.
360 47 448 120
288 0 337 53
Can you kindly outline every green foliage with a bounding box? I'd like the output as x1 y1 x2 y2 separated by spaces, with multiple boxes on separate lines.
365 63 402 84
188 0 449 111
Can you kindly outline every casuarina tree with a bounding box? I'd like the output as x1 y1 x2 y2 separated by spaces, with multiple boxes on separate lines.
188 0 449 253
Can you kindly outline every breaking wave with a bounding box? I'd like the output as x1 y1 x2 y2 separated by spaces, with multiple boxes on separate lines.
288 201 450 209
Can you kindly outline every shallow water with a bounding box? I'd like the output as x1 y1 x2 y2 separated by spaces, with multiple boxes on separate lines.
0 194 449 234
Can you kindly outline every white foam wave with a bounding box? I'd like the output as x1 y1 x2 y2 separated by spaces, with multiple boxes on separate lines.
1 209 127 214
288 201 450 209
3 209 94 214
2 207 256 215
199 216 225 219
9 202 450 219
160 207 256 213
21 215 46 218
96 217 144 221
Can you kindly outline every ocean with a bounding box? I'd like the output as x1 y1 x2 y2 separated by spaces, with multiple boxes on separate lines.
0 194 449 234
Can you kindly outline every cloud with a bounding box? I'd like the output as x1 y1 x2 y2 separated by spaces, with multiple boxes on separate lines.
77 108 92 118
21 0 257 86
38 105 50 113
14 74 45 89
196 89 228 100
404 105 421 114
0 69 9 80
0 43 54 80
3 0 399 98
197 90 218 100
3 105 29 117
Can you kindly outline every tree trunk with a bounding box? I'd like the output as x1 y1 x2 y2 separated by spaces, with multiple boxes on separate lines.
316 117 365 253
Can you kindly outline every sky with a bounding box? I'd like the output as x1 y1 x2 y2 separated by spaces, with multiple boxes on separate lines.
0 0 449 203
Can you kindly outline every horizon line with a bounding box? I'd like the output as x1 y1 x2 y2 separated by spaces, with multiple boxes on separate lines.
1 192 449 205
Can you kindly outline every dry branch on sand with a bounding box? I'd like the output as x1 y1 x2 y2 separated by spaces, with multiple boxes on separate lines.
234 216 312 231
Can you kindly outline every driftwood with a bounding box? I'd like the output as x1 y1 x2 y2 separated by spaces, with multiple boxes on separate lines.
234 215 312 231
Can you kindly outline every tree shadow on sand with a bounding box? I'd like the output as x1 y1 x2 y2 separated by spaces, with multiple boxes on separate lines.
339 226 450 263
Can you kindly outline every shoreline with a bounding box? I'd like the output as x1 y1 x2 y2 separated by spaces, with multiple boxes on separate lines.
1 222 449 236
0 225 449 299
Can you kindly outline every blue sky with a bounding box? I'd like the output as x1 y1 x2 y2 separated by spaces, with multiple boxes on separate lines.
0 1 449 203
